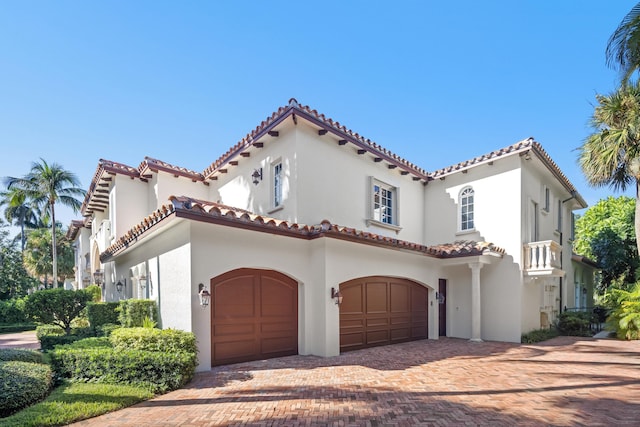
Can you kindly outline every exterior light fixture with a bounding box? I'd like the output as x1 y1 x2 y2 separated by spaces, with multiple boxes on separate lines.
582 287 588 295
198 283 211 307
116 278 126 293
139 274 147 289
251 168 263 185
331 287 343 305
93 270 104 286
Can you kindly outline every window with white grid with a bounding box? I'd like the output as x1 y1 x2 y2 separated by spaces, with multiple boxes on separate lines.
459 187 475 231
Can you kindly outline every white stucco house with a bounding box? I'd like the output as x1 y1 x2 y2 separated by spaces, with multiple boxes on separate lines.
68 98 598 371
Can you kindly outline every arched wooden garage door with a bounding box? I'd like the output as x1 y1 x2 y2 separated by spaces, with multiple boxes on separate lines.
339 276 428 352
211 269 298 366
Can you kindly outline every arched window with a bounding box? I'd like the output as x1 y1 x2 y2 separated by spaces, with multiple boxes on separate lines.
459 187 474 231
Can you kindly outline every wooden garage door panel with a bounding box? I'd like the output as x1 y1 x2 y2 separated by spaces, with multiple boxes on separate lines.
339 277 428 352
211 269 298 366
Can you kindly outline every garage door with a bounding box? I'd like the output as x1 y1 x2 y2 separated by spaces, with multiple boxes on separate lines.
211 269 298 366
339 276 428 352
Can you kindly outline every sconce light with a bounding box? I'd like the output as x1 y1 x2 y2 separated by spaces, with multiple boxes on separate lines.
198 283 211 307
116 278 126 293
251 168 263 185
139 274 147 289
93 270 104 286
331 287 343 305
582 287 588 295
436 292 445 304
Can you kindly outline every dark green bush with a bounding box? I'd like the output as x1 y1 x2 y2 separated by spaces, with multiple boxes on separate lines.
117 299 158 328
38 326 94 351
0 361 53 417
0 323 36 333
110 328 197 354
557 312 593 336
521 328 560 343
0 349 45 364
96 323 120 337
0 297 29 324
85 285 102 302
51 344 196 393
36 324 65 339
87 302 120 329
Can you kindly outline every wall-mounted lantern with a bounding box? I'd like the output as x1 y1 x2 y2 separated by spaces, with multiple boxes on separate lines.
198 283 211 307
139 274 147 289
93 270 104 286
116 278 126 293
331 287 343 305
251 168 263 185
582 287 588 295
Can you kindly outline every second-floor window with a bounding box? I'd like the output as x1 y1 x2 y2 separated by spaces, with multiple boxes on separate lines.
460 187 475 231
371 179 396 225
273 161 283 208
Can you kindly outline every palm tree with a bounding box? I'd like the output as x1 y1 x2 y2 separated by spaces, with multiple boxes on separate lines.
579 80 640 256
0 187 41 251
4 159 85 286
607 2 640 84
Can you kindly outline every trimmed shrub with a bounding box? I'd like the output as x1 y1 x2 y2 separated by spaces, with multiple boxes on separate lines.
37 325 94 351
85 285 102 302
557 312 593 336
25 289 93 335
51 343 196 393
110 328 197 354
87 302 120 329
117 299 158 328
0 361 53 417
96 323 120 337
521 328 560 344
0 323 36 333
0 297 29 324
0 349 45 364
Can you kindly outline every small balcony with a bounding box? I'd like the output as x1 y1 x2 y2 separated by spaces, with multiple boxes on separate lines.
523 240 564 277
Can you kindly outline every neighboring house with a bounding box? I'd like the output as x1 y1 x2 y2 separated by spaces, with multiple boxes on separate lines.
68 98 594 371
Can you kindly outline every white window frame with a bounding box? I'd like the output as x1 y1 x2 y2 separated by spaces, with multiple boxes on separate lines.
542 186 550 214
458 186 475 232
270 159 284 212
367 177 401 232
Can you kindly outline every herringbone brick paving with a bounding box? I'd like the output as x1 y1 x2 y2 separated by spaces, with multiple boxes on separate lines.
69 336 640 426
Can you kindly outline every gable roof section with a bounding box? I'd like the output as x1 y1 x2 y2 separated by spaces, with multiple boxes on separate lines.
430 137 587 208
202 98 431 183
81 159 142 217
100 195 505 262
138 157 205 183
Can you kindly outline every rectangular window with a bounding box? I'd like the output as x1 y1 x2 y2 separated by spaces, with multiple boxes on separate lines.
460 187 474 231
543 187 550 212
557 199 563 232
369 178 399 229
273 162 283 208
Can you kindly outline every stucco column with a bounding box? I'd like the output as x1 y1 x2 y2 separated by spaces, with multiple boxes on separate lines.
469 262 483 342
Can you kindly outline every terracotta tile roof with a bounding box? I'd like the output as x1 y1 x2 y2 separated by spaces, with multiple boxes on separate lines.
66 219 87 240
202 98 430 182
100 196 505 262
80 159 141 216
430 137 587 208
571 253 600 268
138 157 205 182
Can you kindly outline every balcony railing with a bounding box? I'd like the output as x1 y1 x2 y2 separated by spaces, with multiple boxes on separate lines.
524 240 563 276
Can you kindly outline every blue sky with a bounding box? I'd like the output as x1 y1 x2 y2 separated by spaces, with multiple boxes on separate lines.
0 1 636 231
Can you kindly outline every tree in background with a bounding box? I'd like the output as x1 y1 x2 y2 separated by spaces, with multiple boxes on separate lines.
24 288 92 335
4 159 85 285
0 220 37 299
579 81 640 258
0 187 41 252
574 196 638 292
23 227 75 288
607 283 640 340
607 2 640 84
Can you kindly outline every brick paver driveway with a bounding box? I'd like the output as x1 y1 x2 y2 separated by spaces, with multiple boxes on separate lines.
71 336 640 426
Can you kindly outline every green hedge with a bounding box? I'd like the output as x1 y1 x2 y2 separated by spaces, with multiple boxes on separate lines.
37 326 94 351
557 312 593 337
117 299 158 328
0 323 36 333
0 361 53 417
87 302 120 329
0 349 45 364
110 328 197 354
0 298 30 324
51 345 196 393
